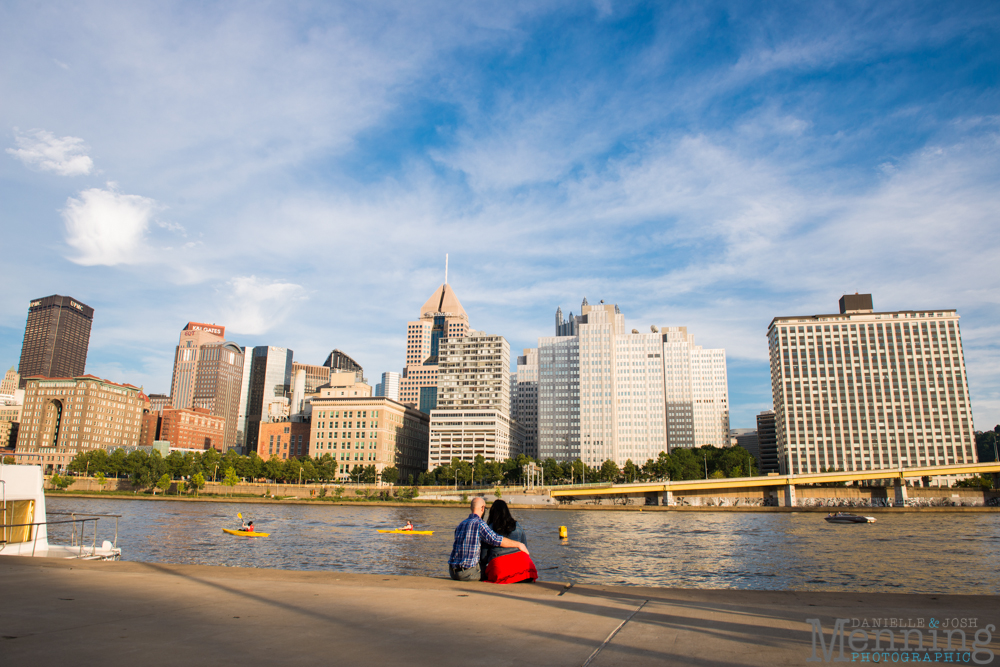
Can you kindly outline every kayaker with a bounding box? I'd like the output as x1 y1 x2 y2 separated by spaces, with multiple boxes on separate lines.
448 497 528 581
402 520 414 531
241 520 254 532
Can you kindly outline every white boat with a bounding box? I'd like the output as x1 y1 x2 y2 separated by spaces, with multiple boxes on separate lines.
824 512 877 524
0 464 121 560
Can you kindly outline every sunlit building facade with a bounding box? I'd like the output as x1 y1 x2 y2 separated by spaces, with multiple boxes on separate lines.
768 294 977 474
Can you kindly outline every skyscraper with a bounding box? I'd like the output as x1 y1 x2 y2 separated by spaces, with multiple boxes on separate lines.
168 322 245 450
428 331 519 468
529 300 729 466
511 350 539 458
375 371 400 401
17 295 94 387
767 294 977 474
399 283 470 413
323 349 365 383
245 346 293 451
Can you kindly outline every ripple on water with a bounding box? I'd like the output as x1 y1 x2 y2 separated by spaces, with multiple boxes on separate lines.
41 497 1000 594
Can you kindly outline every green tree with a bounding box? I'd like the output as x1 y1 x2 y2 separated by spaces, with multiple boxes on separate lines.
94 471 108 492
155 473 172 495
222 466 239 495
349 465 365 484
542 458 563 484
361 465 377 484
622 459 638 483
49 472 74 490
381 466 399 485
187 472 206 496
600 459 620 483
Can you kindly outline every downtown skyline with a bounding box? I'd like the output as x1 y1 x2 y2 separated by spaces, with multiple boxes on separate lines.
1 1 999 430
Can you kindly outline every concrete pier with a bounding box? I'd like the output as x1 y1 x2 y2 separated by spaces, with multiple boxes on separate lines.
1 557 997 666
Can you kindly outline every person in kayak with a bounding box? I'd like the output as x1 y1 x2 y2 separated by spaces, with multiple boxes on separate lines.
402 520 414 531
448 497 528 581
241 520 254 532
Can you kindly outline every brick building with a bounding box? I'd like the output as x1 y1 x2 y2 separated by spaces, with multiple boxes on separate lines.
159 407 226 451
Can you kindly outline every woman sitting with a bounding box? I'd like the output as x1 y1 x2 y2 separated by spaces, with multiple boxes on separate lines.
480 500 538 584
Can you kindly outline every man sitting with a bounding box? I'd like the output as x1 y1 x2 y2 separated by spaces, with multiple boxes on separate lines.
448 497 528 581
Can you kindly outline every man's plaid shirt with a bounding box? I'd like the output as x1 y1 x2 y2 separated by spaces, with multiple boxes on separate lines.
448 513 504 568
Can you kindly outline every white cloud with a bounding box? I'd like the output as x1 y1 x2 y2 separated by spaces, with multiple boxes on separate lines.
62 184 160 265
7 129 93 175
219 275 307 336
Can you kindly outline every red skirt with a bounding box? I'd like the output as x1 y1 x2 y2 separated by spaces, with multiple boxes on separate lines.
485 551 538 584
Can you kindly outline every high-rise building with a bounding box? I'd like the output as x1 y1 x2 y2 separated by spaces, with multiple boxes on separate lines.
17 295 94 388
1 367 20 395
428 332 519 469
662 327 729 449
168 322 244 450
767 294 977 474
756 410 779 474
292 362 333 394
530 300 729 466
511 350 539 459
14 375 146 471
400 284 470 413
245 346 293 452
323 350 365 383
375 372 400 401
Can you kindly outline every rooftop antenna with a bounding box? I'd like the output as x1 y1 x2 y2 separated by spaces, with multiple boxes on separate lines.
445 253 449 285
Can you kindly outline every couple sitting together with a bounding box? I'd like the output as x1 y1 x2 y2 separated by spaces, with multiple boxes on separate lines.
448 497 538 584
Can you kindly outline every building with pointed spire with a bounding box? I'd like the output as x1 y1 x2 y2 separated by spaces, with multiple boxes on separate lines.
399 283 470 413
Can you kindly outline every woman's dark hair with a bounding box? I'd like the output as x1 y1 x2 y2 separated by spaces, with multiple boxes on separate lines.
487 499 517 536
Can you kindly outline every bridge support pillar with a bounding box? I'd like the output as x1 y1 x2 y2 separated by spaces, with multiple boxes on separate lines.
782 484 796 507
894 480 908 507
659 490 673 506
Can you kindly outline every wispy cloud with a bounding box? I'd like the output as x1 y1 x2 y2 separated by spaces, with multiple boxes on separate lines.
7 128 93 176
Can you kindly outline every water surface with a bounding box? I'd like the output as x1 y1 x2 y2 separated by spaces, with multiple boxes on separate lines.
46 497 1000 594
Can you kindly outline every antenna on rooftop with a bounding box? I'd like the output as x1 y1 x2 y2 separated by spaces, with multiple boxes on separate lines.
445 253 449 285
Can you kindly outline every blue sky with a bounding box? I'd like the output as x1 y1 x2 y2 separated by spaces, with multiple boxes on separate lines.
2 1 999 430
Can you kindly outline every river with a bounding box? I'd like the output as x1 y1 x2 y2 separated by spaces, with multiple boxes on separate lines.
46 497 1000 594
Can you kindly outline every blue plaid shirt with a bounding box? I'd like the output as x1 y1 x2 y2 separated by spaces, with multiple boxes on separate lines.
448 513 504 568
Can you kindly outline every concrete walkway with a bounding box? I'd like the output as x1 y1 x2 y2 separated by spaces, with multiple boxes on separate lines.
1 557 997 666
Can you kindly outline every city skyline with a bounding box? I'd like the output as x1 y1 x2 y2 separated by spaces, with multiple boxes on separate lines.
1 2 998 431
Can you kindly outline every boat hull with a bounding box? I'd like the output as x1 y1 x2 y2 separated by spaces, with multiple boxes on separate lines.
376 529 434 535
222 528 270 537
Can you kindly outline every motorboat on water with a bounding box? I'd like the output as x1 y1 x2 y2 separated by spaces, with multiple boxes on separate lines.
0 464 121 560
824 512 876 524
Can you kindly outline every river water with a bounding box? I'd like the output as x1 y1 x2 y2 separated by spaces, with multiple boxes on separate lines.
46 497 1000 594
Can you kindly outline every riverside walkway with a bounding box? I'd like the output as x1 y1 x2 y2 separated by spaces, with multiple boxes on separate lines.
2 557 997 666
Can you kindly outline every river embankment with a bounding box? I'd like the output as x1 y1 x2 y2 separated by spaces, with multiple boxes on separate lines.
3 556 997 667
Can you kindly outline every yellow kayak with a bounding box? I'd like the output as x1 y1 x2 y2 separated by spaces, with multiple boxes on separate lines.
223 528 270 537
377 529 434 535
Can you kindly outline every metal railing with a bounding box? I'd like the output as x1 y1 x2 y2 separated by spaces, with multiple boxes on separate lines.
0 513 120 559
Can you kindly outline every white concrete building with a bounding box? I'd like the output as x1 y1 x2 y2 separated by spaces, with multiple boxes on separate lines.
531 299 729 467
768 294 977 475
428 331 520 469
375 371 400 401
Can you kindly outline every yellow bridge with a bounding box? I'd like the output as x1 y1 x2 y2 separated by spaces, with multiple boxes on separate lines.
548 461 1000 506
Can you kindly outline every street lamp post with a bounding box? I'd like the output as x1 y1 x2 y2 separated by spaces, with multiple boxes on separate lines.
213 463 219 483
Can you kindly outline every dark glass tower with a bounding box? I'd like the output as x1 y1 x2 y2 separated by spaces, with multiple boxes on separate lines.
17 295 94 387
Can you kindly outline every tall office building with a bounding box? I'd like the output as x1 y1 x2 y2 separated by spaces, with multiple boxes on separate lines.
530 300 729 466
767 294 977 474
756 410 779 474
17 295 94 388
1 367 20 396
168 322 245 450
399 283 470 413
428 331 519 469
511 350 539 458
323 349 365 383
245 346 293 451
375 372 400 401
